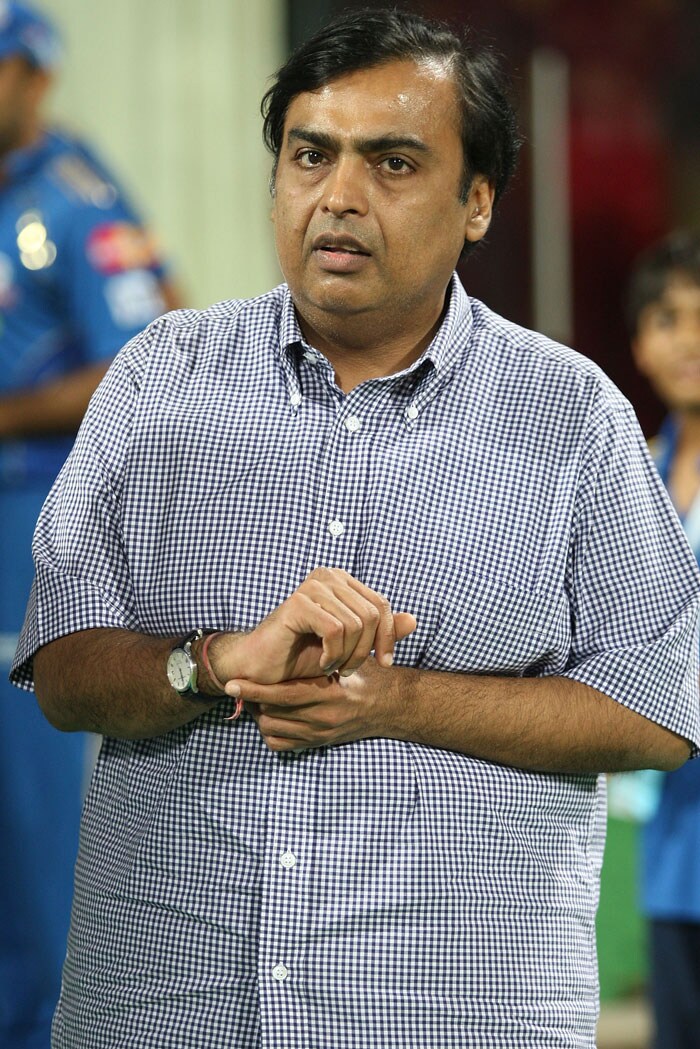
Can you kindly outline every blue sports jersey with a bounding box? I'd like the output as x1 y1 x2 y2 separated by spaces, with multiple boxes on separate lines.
0 127 168 485
642 416 700 921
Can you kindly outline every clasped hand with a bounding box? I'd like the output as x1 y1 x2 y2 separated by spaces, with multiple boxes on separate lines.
211 567 417 751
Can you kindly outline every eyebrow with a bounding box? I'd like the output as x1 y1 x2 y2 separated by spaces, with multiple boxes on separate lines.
286 126 432 157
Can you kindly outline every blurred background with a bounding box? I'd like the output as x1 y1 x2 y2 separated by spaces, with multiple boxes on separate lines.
39 1 700 1045
41 0 700 439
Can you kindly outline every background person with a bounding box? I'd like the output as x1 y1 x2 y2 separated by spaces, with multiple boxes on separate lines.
10 10 700 1048
0 3 181 1046
627 230 700 1049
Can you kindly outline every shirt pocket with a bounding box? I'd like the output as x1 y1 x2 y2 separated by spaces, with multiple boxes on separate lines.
390 573 569 675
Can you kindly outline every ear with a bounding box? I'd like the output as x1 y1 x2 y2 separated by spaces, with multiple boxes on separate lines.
464 175 495 244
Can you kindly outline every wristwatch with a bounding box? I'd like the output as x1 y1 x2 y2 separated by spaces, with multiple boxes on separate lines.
166 629 204 698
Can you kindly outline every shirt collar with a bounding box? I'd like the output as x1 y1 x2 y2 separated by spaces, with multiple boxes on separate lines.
277 272 474 383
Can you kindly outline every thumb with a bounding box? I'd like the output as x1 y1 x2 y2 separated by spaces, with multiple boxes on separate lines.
392 611 417 640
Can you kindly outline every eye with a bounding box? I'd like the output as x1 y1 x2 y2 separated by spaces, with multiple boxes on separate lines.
296 149 326 168
379 156 414 174
653 309 677 330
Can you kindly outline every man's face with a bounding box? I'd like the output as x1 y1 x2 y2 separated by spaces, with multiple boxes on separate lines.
271 59 492 346
633 276 700 412
0 55 43 157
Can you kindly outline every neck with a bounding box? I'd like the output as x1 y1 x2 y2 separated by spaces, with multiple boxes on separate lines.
0 122 44 171
296 296 449 393
674 410 700 455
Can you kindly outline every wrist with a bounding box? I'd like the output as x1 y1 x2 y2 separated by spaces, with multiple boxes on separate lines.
379 663 422 741
190 633 224 696
193 631 247 695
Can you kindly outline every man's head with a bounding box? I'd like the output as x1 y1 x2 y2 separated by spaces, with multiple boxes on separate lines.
0 1 60 157
262 9 519 362
263 9 519 217
628 231 700 413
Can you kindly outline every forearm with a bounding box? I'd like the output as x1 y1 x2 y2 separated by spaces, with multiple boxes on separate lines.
381 666 690 773
33 629 224 739
237 661 691 773
30 569 415 739
0 361 111 439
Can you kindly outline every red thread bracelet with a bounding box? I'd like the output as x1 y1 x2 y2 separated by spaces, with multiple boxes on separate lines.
202 632 243 721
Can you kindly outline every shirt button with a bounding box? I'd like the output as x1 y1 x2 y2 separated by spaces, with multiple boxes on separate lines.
328 519 345 538
290 392 302 407
406 404 419 420
280 851 297 869
272 963 289 982
303 351 316 363
345 415 361 433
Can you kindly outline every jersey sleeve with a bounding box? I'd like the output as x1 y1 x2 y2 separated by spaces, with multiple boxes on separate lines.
563 392 700 753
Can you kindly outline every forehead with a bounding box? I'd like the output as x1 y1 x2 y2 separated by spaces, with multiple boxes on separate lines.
650 275 700 310
283 58 461 144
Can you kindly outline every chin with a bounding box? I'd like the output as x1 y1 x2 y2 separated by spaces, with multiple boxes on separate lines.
672 399 700 414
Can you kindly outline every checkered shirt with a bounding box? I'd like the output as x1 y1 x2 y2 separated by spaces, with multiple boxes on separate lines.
12 275 700 1048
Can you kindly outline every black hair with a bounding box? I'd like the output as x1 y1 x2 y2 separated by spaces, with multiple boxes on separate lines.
626 230 700 336
261 7 520 212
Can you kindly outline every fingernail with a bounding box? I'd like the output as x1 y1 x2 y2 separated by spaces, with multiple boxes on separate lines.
225 682 241 697
381 653 394 667
339 669 355 678
322 660 342 676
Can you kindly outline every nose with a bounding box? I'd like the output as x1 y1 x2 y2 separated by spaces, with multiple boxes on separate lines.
321 156 369 218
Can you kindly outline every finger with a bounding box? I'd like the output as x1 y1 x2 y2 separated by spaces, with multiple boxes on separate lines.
224 676 334 706
289 587 365 672
319 584 384 673
328 575 396 671
393 612 417 641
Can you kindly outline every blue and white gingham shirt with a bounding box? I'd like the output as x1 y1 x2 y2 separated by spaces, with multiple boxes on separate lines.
12 275 700 1048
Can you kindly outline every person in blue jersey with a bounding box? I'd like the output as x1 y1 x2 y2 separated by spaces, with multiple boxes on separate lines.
628 231 700 1049
0 4 181 1047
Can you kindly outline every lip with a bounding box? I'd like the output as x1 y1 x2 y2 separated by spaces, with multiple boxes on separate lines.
310 232 372 274
311 232 371 255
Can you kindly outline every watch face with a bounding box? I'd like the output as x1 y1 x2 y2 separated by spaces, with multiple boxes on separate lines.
167 648 193 692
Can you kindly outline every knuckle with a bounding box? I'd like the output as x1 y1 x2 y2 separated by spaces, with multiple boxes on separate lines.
310 566 332 582
325 620 344 641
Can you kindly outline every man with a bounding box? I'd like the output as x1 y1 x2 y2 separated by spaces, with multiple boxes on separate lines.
10 10 700 1048
628 231 700 1049
0 3 179 1046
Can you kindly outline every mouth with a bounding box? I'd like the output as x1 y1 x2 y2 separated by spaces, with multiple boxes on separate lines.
311 234 372 275
674 361 700 381
312 234 371 257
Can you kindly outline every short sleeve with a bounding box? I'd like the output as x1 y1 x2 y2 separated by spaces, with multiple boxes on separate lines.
564 393 700 753
10 323 157 690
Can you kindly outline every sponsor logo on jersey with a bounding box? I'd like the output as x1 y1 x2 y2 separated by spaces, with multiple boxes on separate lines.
87 223 160 276
104 270 166 329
